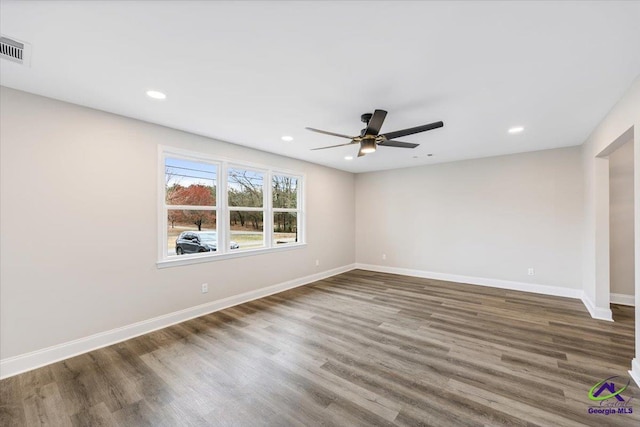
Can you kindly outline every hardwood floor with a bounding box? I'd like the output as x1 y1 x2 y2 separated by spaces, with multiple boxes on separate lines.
1 269 638 426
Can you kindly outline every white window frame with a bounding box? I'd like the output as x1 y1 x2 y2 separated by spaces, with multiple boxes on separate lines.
157 146 306 268
271 172 303 247
226 164 269 251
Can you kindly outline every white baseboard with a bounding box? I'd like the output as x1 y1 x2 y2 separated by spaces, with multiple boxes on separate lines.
610 293 635 306
355 263 617 321
630 358 640 388
355 263 584 299
580 293 613 321
0 263 356 380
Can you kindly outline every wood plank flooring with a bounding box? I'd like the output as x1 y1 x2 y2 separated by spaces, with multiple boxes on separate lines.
1 269 638 426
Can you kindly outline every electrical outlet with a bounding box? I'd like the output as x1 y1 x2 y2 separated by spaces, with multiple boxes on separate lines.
382 254 387 260
527 268 535 276
315 259 320 267
201 283 208 293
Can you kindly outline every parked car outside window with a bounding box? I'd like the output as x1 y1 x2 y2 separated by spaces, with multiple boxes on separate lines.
175 231 239 255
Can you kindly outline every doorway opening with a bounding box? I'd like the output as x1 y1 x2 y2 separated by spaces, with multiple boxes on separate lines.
609 134 635 320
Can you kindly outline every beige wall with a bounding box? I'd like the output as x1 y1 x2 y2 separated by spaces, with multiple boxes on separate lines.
610 138 635 296
0 87 356 359
355 146 584 289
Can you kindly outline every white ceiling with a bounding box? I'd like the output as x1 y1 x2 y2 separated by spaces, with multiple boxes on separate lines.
2 1 640 173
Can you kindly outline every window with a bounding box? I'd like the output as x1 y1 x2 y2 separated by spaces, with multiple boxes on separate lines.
228 167 265 251
165 158 217 258
159 147 304 266
272 175 300 245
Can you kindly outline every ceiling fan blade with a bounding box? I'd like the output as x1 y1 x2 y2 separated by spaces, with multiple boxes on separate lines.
364 109 388 136
311 141 358 150
305 127 354 139
381 121 444 140
379 140 419 149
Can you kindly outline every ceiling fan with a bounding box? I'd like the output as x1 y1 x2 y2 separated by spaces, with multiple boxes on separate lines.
307 110 443 157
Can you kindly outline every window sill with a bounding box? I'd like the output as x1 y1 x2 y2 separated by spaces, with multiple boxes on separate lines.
156 243 307 269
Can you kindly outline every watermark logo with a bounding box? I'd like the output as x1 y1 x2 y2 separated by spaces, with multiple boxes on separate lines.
589 376 629 401
587 376 633 415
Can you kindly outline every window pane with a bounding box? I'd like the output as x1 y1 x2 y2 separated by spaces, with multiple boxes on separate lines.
166 158 216 206
273 212 298 245
228 168 264 208
230 211 264 250
167 209 216 256
272 176 298 209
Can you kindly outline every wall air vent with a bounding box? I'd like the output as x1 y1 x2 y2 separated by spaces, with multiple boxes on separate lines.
1 35 31 66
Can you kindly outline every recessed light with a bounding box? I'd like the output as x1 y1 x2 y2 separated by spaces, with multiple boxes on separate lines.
281 136 294 142
344 156 354 160
146 90 166 100
508 126 524 134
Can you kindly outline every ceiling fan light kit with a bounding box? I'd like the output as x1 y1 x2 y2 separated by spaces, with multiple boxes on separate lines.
360 140 376 155
307 109 443 158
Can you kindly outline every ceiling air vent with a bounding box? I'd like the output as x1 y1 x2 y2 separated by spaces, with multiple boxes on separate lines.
1 35 31 66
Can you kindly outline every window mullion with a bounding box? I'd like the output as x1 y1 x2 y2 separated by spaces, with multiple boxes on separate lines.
265 170 273 248
298 176 304 244
166 205 217 211
228 207 264 212
219 162 228 255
